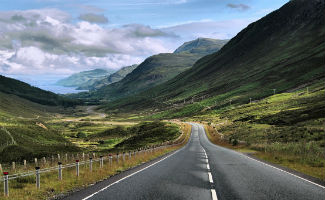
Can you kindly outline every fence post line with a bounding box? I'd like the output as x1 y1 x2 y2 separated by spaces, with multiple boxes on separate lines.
3 172 9 197
24 160 27 169
89 158 93 172
42 157 46 166
109 154 112 166
58 162 62 180
34 158 38 166
76 160 79 177
100 156 103 168
123 152 125 162
12 162 15 171
57 154 60 161
35 167 40 189
65 153 68 162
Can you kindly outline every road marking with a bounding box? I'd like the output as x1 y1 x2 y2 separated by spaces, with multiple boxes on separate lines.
195 122 325 190
208 172 213 183
200 145 219 200
244 155 325 190
81 148 183 200
211 189 218 200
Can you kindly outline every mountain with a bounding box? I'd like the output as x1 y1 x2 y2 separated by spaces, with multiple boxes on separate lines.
0 75 80 161
103 0 325 115
56 68 115 89
0 75 78 107
84 38 228 101
77 64 138 90
174 37 228 55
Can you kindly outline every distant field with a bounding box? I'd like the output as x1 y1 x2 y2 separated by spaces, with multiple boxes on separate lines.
0 94 182 163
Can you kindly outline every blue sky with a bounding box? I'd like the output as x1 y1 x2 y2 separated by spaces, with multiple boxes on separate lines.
0 0 288 81
0 0 288 27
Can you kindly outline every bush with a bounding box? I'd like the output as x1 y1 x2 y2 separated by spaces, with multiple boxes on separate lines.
77 132 87 138
98 140 105 145
0 145 33 162
232 139 238 146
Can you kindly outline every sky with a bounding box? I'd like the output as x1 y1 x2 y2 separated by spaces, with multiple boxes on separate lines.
0 0 289 80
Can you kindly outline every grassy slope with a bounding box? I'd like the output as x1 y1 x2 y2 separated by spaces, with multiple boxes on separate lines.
54 119 180 153
0 75 81 161
98 0 325 180
103 0 325 115
75 38 228 102
0 75 78 107
193 81 325 180
0 92 79 162
57 69 115 88
78 64 138 90
174 38 228 54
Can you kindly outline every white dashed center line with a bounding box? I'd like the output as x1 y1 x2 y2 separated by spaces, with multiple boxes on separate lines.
201 147 218 200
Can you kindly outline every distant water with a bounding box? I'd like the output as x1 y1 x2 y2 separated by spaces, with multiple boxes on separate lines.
36 84 88 94
6 74 88 94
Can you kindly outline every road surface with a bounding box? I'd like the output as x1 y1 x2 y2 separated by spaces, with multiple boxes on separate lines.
65 123 325 200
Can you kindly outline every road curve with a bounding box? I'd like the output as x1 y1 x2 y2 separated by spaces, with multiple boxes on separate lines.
64 123 325 200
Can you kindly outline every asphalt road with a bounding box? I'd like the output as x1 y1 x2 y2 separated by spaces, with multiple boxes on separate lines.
65 123 325 200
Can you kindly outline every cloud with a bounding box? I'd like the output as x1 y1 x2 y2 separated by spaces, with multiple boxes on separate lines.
162 19 255 41
0 7 254 78
0 9 175 76
78 5 105 13
107 0 188 6
227 3 250 11
78 13 109 24
122 24 169 37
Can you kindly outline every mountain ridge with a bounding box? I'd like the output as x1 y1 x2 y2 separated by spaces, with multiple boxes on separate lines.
84 38 228 101
0 75 78 107
78 64 138 90
101 0 325 115
56 68 115 89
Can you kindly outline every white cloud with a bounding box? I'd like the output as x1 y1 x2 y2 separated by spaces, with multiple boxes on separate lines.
227 3 251 11
162 19 255 41
78 13 109 24
0 7 254 78
0 9 175 76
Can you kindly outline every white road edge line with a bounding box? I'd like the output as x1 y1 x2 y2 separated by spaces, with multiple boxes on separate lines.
207 164 210 170
208 172 213 183
244 155 325 190
211 189 218 200
195 122 325 190
81 148 183 200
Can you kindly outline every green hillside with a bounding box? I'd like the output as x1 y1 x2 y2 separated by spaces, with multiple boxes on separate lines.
56 68 115 89
81 38 228 101
174 37 228 55
0 91 79 162
0 75 81 161
97 0 325 180
103 0 325 115
0 75 78 107
78 64 138 90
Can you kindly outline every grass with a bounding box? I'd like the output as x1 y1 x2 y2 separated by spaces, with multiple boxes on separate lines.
200 85 325 181
0 122 191 200
204 123 325 180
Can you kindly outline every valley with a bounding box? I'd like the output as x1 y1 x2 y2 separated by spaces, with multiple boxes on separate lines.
0 0 324 199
